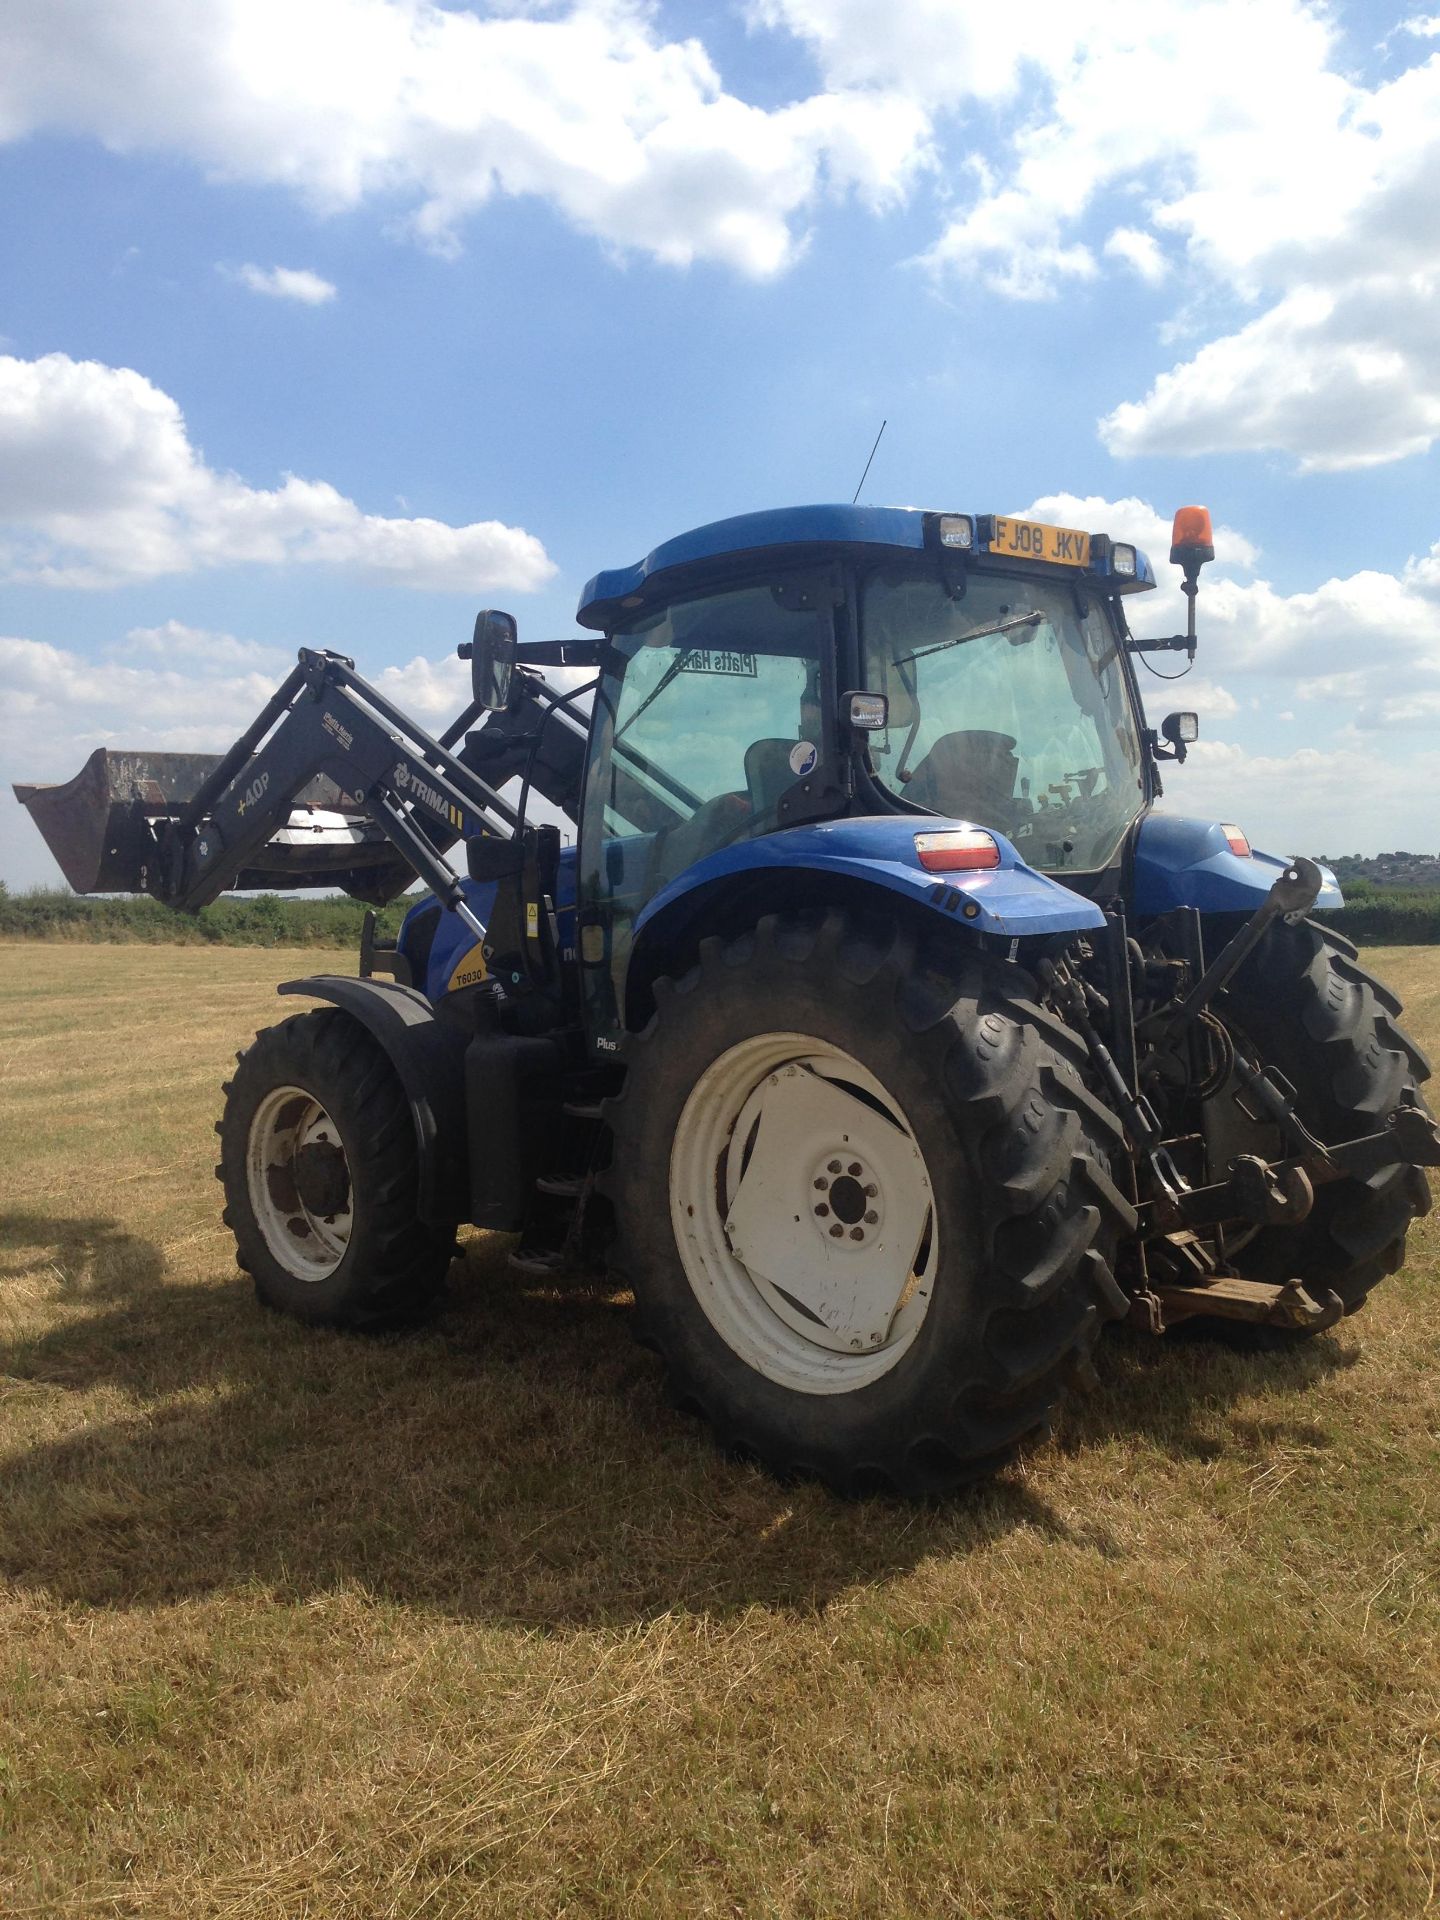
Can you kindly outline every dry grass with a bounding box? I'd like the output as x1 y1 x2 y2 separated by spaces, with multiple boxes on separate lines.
1 941 1437 1918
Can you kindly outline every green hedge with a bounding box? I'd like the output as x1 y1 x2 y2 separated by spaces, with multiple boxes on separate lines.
2 878 1435 948
0 885 410 948
1316 887 1440 945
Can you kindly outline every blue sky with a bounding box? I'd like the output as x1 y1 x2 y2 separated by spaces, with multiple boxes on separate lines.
3 0 1439 886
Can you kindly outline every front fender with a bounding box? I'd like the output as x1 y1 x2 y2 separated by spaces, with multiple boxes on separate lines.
1132 815 1344 917
634 816 1104 946
278 974 467 1227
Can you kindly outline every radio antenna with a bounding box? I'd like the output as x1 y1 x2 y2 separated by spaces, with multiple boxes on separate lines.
851 418 887 504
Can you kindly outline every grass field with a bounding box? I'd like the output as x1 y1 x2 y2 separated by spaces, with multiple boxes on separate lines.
1 942 1437 1918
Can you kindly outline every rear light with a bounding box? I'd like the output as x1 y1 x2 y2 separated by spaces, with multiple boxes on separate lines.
914 830 1001 872
1222 823 1251 857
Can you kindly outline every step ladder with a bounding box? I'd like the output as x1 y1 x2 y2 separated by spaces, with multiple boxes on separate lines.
508 1094 611 1276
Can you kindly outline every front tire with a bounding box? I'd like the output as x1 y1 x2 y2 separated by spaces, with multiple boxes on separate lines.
602 912 1134 1495
218 1009 454 1328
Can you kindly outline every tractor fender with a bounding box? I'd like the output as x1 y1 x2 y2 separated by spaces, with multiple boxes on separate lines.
625 818 1104 1024
634 816 1105 947
277 975 467 1227
1131 815 1344 917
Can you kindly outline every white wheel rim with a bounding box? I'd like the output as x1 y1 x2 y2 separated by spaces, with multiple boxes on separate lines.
246 1084 354 1281
669 1033 939 1394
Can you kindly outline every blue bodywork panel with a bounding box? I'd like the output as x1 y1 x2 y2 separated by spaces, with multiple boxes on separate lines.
398 814 1343 1014
1132 815 1343 916
634 816 1106 943
399 857 579 1003
578 504 1156 629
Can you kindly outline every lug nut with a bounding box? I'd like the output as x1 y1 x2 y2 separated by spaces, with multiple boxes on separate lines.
863 1182 878 1198
813 1176 827 1190
864 1210 878 1224
848 1162 862 1177
849 1227 864 1241
829 1223 844 1238
827 1159 842 1174
815 1204 829 1217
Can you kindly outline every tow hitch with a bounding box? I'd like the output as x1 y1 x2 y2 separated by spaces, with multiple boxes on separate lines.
1146 1274 1345 1332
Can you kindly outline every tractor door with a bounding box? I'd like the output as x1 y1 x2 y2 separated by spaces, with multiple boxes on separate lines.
576 569 842 1044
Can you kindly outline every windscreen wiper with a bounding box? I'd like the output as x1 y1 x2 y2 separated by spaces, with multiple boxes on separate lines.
616 647 695 741
897 609 1043 667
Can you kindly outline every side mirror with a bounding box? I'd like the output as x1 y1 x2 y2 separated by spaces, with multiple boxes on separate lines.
1161 710 1199 764
459 609 517 711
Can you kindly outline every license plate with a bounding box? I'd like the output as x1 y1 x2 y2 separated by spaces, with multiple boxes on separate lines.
989 516 1090 567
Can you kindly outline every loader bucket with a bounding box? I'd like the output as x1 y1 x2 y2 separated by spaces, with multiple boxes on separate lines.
14 748 219 895
14 748 416 904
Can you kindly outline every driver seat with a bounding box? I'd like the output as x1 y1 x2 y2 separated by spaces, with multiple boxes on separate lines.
905 729 1020 825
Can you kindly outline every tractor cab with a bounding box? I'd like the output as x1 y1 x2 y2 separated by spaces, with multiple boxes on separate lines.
545 504 1168 1039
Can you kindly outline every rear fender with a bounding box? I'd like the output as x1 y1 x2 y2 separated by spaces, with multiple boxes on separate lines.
1132 816 1344 917
278 975 467 1227
634 818 1103 944
625 817 1102 1025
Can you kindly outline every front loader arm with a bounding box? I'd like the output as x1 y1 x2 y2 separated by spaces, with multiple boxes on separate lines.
151 649 521 923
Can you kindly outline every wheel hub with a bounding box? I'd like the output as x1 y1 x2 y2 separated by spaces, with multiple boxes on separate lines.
670 1036 939 1392
246 1084 355 1281
809 1152 883 1245
294 1140 350 1218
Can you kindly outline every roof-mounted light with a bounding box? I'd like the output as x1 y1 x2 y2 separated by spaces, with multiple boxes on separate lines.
914 829 1000 873
1170 505 1215 567
1111 543 1137 578
937 514 973 550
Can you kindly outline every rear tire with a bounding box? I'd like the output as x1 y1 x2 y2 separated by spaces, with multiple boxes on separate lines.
218 1009 453 1329
1205 919 1432 1346
602 912 1134 1495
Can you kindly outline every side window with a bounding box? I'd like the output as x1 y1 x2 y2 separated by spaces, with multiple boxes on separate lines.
613 643 814 821
579 577 830 1037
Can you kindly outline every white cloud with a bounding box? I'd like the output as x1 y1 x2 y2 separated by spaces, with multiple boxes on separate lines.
0 350 554 591
1016 491 1440 743
1104 227 1167 286
1100 277 1440 471
1151 676 1237 721
0 0 928 278
123 619 290 671
762 0 1440 469
3 0 1438 476
923 185 1097 301
1016 493 1259 574
748 0 1084 106
1163 740 1440 858
226 262 337 304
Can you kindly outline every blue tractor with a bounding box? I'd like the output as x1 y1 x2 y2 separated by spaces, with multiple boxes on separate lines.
18 502 1436 1493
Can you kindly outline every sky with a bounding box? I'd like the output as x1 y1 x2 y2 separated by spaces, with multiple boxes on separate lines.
2 0 1439 888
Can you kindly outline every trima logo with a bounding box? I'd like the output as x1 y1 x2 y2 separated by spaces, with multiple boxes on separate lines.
393 762 465 832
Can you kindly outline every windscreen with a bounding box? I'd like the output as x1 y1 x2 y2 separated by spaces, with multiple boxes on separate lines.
862 566 1145 873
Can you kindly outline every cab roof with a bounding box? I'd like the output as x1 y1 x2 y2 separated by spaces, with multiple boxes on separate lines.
576 503 1156 631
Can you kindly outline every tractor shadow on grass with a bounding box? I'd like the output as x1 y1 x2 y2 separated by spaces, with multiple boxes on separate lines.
0 1212 1348 1626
